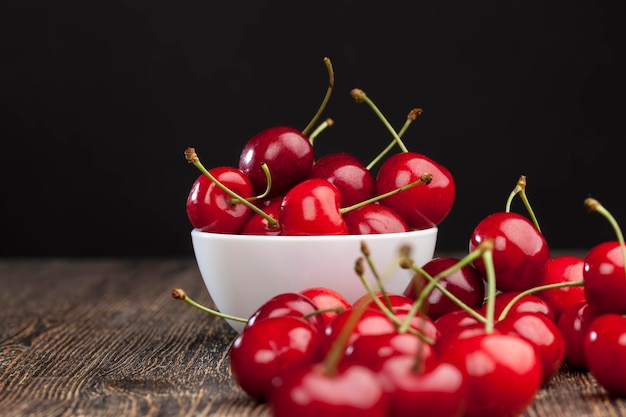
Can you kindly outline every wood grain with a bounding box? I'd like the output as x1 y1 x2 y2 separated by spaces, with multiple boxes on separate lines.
0 258 624 417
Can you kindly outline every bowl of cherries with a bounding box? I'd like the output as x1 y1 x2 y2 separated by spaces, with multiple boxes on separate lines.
182 59 456 332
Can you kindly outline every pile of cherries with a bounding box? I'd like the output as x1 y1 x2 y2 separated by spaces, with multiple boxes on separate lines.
177 58 626 416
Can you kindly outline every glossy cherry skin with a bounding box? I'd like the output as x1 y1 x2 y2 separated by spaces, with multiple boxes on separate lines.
352 291 415 314
470 211 551 292
343 203 410 235
186 167 254 234
441 332 543 417
479 291 556 323
245 292 326 334
278 178 349 236
495 311 565 385
299 287 352 326
229 316 322 401
584 313 626 397
534 255 586 321
375 151 455 230
583 241 626 315
239 126 314 197
404 256 486 320
269 362 388 417
322 308 398 355
556 301 598 370
379 356 467 417
308 152 375 207
240 196 282 235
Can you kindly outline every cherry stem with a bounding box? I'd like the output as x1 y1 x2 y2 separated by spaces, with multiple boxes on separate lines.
184 148 279 228
171 288 248 323
339 172 433 215
480 239 497 334
585 197 626 279
350 88 410 153
360 241 393 309
505 175 541 232
366 108 423 171
308 118 334 146
397 247 489 333
232 162 272 203
302 57 334 137
495 280 585 321
322 302 368 376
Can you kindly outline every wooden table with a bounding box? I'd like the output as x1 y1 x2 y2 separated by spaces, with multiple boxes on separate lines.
1 257 625 417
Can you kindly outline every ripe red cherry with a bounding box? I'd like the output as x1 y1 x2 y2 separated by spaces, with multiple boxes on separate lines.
229 316 322 401
239 126 315 197
240 196 282 235
186 167 254 234
245 292 326 334
269 362 388 417
583 241 626 315
375 151 455 230
404 256 486 320
479 291 556 323
469 211 551 292
308 152 375 207
584 313 626 397
556 301 598 370
534 255 586 321
278 178 349 236
495 311 566 385
300 287 351 326
343 203 410 234
441 332 543 417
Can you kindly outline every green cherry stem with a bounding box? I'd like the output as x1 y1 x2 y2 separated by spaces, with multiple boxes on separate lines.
360 241 393 309
185 148 279 228
232 162 272 203
585 197 626 279
480 239 497 334
172 288 248 323
302 57 335 137
308 118 334 146
366 108 423 171
505 175 541 232
351 88 410 153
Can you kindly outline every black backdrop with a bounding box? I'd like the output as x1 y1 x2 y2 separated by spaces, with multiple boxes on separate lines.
1 0 625 257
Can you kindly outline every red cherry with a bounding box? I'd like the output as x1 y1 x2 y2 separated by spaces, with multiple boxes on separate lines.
245 292 326 334
239 126 315 197
269 362 388 417
240 196 282 235
375 151 455 230
584 313 626 397
469 211 551 292
404 256 486 320
556 301 598 370
308 152 375 207
300 287 351 326
323 308 398 355
342 203 410 234
434 309 482 338
495 311 566 385
479 291 556 322
583 241 626 315
229 316 322 401
379 356 467 417
186 167 254 234
278 178 349 236
534 255 586 321
352 291 415 314
441 332 543 417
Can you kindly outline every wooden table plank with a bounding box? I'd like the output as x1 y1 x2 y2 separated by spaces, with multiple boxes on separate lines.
0 258 624 417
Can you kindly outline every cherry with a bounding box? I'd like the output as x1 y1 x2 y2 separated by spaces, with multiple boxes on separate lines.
441 332 543 417
342 203 410 235
308 152 375 208
583 240 626 315
352 291 415 314
240 196 282 235
239 126 315 198
229 315 322 401
495 311 566 385
584 313 626 397
269 362 388 417
322 308 398 355
379 356 467 417
299 287 351 326
534 255 586 321
375 151 456 230
469 211 551 292
245 292 326 334
556 300 598 370
479 291 556 323
404 256 485 320
278 178 349 236
185 167 254 234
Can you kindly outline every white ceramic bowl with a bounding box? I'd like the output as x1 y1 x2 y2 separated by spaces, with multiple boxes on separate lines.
191 227 438 332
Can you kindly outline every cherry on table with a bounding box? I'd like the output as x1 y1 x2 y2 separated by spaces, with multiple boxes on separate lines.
584 313 626 397
583 240 626 315
245 292 326 334
299 287 351 326
534 255 586 321
556 300 598 371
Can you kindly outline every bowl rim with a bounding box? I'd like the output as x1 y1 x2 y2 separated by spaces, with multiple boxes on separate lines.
191 227 438 242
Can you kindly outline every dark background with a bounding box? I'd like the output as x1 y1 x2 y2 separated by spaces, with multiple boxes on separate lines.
1 0 624 258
